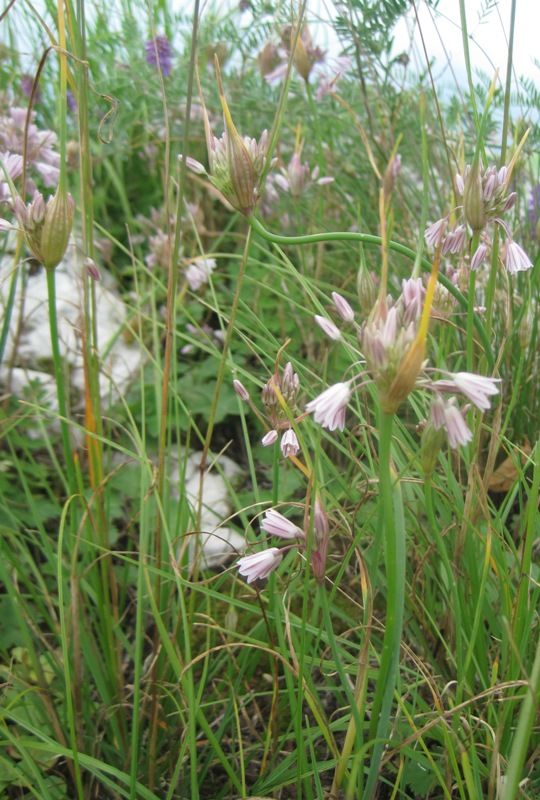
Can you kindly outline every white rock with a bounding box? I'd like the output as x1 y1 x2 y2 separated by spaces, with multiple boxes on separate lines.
170 451 246 568
0 242 144 409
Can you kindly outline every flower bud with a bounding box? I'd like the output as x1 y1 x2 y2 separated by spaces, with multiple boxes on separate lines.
357 261 377 315
84 257 101 281
39 188 75 270
215 58 257 215
233 379 250 401
420 421 445 476
463 160 486 231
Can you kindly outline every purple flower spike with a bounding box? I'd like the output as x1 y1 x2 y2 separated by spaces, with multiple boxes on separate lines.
145 35 173 77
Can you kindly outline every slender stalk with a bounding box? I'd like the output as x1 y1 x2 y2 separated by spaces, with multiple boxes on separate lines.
466 231 480 372
147 1 200 784
57 499 84 800
0 234 23 367
330 561 372 797
501 631 540 800
46 269 77 495
363 411 406 799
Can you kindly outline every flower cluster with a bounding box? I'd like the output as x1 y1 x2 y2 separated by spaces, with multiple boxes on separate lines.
184 61 270 217
233 361 303 459
304 279 500 451
0 107 60 193
425 157 532 274
274 150 333 197
13 187 75 270
184 257 216 291
237 501 330 584
258 25 325 85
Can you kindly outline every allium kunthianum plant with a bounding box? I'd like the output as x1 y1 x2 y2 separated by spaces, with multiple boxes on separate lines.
187 51 535 799
233 184 504 795
3 4 540 800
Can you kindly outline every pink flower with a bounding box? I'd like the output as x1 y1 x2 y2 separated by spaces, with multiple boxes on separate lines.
305 381 352 431
505 240 533 273
237 548 283 583
260 509 304 539
431 397 472 449
185 257 215 291
424 218 447 248
452 372 500 410
314 314 341 341
281 428 300 457
471 243 488 270
432 372 500 411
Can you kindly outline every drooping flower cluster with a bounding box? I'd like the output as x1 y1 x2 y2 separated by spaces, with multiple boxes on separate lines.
424 157 532 274
236 500 330 584
258 25 325 85
0 107 60 193
305 277 500 451
274 149 333 197
233 360 303 460
145 35 173 77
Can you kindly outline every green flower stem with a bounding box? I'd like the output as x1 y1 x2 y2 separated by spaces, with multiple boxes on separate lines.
363 410 406 799
328 574 372 797
46 268 77 496
466 231 480 372
0 233 23 366
248 216 494 369
501 630 540 800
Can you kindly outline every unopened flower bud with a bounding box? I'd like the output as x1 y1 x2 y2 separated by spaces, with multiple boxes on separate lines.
84 257 101 281
420 421 445 476
39 188 75 270
471 243 488 271
261 429 278 446
258 42 280 77
357 262 377 315
30 191 46 225
233 379 250 401
503 192 517 212
315 314 341 341
13 196 28 227
463 161 486 231
332 291 355 322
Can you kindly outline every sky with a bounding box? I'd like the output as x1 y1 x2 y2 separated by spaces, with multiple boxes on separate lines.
390 0 540 85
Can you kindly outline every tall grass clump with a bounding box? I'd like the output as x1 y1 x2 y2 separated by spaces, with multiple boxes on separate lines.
0 1 538 798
